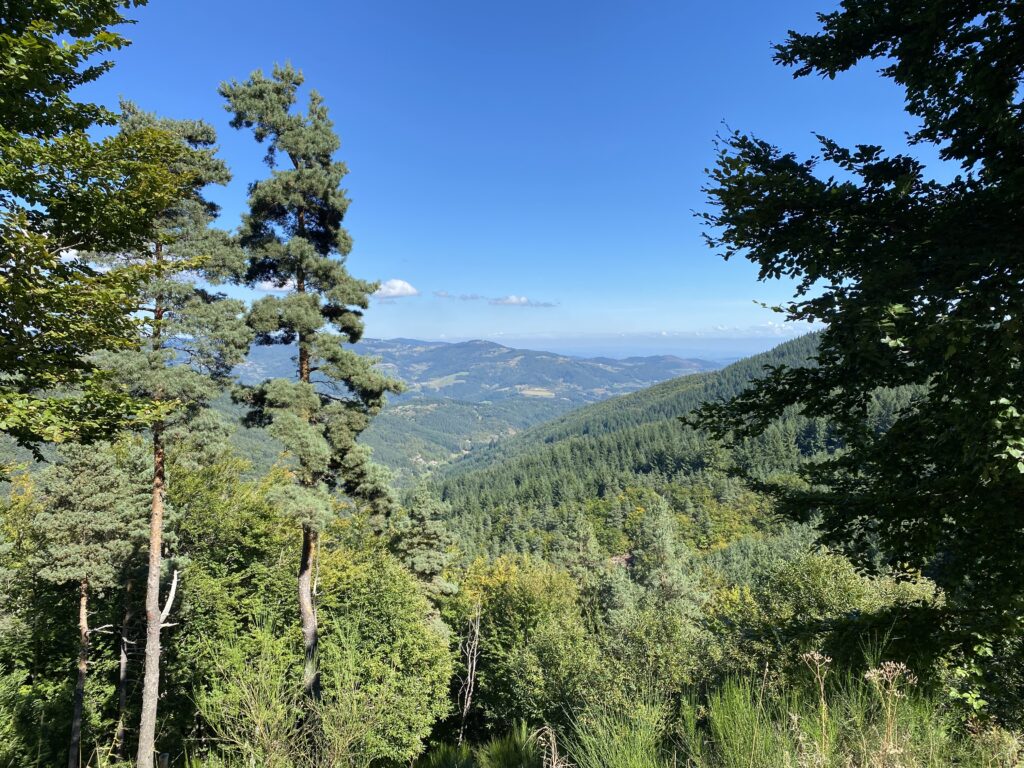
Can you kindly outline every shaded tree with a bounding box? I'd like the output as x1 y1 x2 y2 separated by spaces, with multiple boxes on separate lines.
32 444 147 768
695 0 1024 710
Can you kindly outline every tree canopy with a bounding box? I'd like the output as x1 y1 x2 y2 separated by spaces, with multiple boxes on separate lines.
695 0 1024 676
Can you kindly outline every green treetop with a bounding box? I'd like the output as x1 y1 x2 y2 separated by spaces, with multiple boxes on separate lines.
0 0 144 139
394 486 458 601
33 442 148 591
97 102 251 417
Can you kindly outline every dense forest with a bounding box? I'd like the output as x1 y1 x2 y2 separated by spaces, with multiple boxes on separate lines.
1 1 1023 767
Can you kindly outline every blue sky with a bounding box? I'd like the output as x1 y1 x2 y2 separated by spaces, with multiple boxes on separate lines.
83 0 932 358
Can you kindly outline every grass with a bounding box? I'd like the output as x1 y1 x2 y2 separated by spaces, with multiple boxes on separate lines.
418 659 1022 768
567 696 670 768
672 657 1023 768
188 653 1022 768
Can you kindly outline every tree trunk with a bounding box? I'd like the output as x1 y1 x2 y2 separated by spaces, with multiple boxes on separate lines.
294 262 321 700
298 523 321 700
67 580 89 768
114 576 133 759
457 603 481 746
136 425 166 768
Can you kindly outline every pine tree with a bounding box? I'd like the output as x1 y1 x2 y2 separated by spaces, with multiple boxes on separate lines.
32 443 147 768
221 63 402 699
394 486 457 600
96 104 251 766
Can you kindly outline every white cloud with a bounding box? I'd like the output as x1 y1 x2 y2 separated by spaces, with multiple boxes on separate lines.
433 289 557 308
490 295 556 308
374 279 420 299
434 290 486 301
255 279 296 293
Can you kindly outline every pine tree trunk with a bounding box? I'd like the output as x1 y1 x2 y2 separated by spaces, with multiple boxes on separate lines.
294 262 321 700
136 426 166 768
114 576 133 759
298 523 321 699
67 580 89 768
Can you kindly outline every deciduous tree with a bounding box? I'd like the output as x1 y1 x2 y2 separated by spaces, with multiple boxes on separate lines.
0 1 190 450
695 0 1024 701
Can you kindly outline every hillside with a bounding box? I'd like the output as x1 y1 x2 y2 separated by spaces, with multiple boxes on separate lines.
239 338 714 403
236 339 717 481
434 334 823 553
438 333 819 484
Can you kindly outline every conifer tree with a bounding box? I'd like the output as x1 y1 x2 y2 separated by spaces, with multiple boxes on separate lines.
221 63 401 699
695 0 1024 673
33 443 147 768
394 486 457 600
96 104 250 766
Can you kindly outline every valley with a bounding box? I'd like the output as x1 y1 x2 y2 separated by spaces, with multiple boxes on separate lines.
236 338 717 482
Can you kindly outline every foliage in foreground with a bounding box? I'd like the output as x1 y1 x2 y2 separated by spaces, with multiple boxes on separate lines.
412 669 1022 768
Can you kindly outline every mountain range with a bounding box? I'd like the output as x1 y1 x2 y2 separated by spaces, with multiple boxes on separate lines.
235 338 717 481
238 338 714 404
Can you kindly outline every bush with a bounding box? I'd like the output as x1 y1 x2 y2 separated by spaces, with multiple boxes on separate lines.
475 722 542 768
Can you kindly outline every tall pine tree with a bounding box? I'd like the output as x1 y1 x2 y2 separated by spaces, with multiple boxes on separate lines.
96 104 251 766
221 63 401 699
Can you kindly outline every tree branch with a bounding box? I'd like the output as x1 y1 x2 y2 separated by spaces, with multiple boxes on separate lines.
159 569 179 624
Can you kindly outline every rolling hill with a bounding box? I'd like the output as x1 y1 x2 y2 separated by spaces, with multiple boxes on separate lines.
234 338 718 481
238 338 714 403
432 334 823 552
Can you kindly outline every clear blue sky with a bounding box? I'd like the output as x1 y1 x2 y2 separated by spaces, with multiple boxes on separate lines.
83 0 933 357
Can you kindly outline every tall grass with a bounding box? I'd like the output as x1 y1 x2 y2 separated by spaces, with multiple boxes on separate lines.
674 658 1023 768
416 742 476 768
415 724 543 768
567 696 670 768
417 659 1022 768
474 722 543 768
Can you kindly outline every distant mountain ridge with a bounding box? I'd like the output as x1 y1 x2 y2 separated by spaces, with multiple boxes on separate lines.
233 338 718 483
237 337 716 406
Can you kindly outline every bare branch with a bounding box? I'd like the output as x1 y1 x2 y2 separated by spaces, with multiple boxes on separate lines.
159 569 179 624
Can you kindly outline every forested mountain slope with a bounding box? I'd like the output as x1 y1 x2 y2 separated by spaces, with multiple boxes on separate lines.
436 333 821 511
236 339 716 481
438 333 823 482
434 331 924 561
